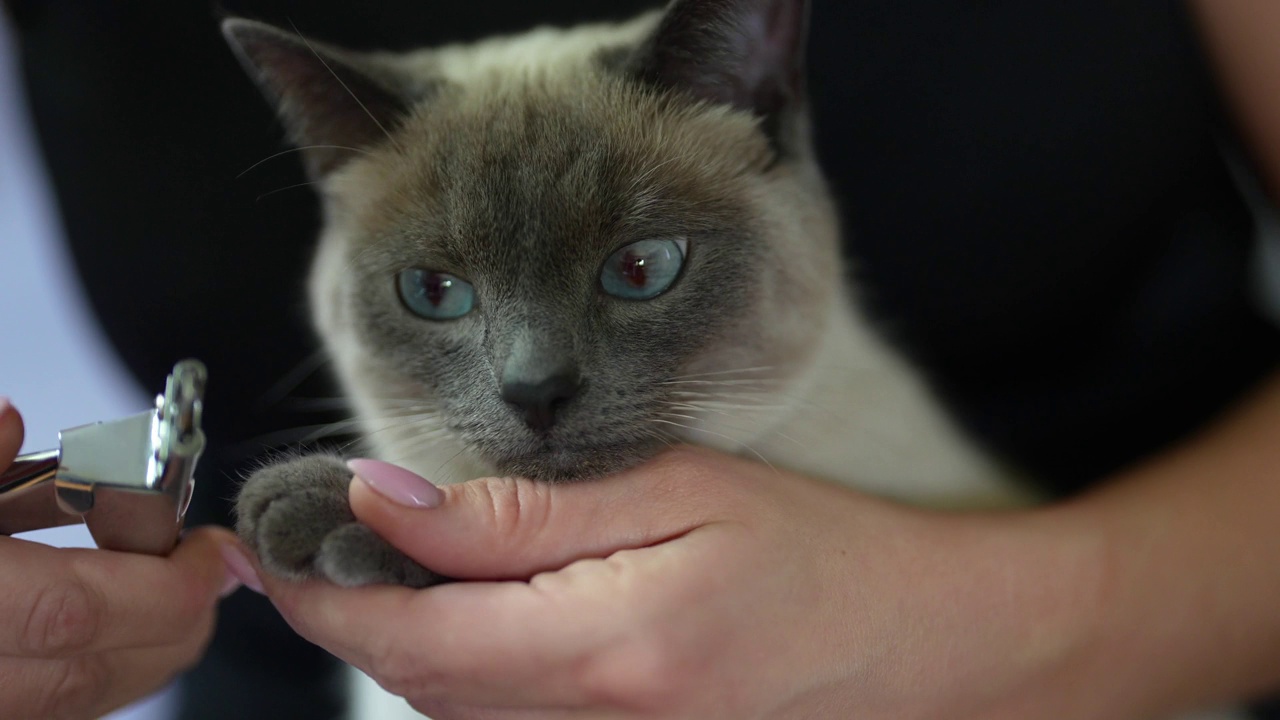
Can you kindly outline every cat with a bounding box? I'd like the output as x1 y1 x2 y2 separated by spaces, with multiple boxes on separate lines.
226 0 1028 587
222 1 1246 719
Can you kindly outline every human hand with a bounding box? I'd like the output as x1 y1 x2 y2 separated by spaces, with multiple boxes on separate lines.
248 446 1115 720
0 397 243 720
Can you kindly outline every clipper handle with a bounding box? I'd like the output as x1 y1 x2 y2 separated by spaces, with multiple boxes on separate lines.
0 451 82 536
0 450 59 495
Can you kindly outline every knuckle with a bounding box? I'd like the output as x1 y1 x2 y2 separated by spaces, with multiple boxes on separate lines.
364 637 417 696
365 635 450 701
363 645 394 689
583 636 688 709
38 655 112 720
468 476 553 542
371 670 415 702
176 611 217 671
174 570 219 624
405 698 452 718
22 580 104 656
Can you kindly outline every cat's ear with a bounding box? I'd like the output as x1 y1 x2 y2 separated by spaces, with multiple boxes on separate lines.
633 0 811 151
221 18 416 178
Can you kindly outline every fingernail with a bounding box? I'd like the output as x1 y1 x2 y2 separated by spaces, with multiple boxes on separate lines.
347 459 443 509
0 396 13 420
220 545 265 595
219 572 243 598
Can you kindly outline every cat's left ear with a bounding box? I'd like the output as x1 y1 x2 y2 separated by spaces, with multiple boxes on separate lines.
222 18 421 179
632 0 811 153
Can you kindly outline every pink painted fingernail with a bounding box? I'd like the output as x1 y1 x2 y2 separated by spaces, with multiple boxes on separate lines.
347 459 443 509
220 544 264 595
219 572 243 598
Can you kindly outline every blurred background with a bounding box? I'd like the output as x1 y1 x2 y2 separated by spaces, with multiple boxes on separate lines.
2 1 1279 719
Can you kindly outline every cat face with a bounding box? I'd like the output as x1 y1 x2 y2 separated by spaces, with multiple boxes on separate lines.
226 0 841 481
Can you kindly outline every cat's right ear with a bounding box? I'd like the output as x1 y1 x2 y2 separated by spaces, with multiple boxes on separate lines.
221 19 415 179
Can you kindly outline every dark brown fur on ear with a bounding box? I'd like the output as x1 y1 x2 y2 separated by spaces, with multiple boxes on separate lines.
222 18 414 178
632 0 811 152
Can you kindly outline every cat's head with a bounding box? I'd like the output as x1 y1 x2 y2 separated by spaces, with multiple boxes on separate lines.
224 0 841 482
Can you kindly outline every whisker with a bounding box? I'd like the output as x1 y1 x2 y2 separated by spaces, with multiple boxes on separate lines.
660 379 782 388
666 401 786 413
625 155 684 198
657 406 779 444
667 387 836 417
257 180 321 202
360 419 453 438
773 430 807 451
666 387 776 394
649 418 778 475
338 435 370 456
233 418 366 450
341 242 389 275
654 411 700 423
666 366 776 381
431 447 471 485
662 397 808 452
288 18 404 155
237 145 371 178
254 350 332 411
273 397 355 412
650 430 678 451
240 404 451 448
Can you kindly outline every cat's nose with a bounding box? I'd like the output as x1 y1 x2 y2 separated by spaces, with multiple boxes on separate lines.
501 370 582 435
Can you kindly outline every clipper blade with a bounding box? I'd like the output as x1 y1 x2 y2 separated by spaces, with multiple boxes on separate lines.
0 360 208 555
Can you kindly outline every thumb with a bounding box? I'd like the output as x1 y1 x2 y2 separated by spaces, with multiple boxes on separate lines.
347 447 734 580
0 397 24 468
0 400 73 535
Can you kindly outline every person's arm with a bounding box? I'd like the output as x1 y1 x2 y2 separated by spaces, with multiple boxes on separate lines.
1033 6 1280 708
1190 0 1280 203
0 399 242 720
1030 370 1280 716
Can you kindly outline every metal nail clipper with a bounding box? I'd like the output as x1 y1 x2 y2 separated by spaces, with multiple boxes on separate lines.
0 360 208 556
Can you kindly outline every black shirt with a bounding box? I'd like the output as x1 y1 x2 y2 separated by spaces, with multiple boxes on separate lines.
809 1 1280 492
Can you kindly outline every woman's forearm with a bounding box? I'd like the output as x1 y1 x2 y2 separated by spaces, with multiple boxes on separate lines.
1038 370 1280 716
1190 0 1280 203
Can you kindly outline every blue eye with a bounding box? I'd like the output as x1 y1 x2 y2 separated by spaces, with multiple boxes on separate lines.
397 269 476 320
600 238 688 301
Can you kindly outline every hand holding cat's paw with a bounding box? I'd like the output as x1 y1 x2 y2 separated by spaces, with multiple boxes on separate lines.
235 455 440 588
254 448 1113 720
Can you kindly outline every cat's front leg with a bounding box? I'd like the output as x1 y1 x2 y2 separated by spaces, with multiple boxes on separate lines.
236 455 443 588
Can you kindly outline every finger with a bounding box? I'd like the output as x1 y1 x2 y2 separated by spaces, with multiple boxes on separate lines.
0 526 237 658
0 402 81 535
349 446 746 579
407 702 617 720
265 527 729 708
0 396 24 467
0 616 214 720
267 579 600 706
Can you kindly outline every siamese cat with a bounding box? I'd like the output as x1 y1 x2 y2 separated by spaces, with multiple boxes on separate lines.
224 1 1245 719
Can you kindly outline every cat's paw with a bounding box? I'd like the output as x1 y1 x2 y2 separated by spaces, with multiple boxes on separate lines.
236 455 442 588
